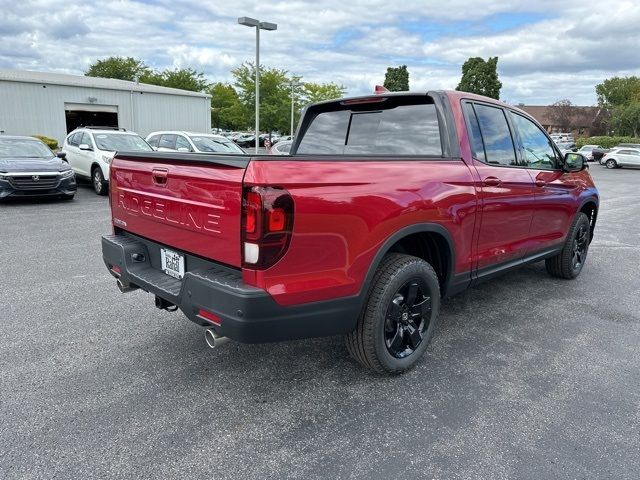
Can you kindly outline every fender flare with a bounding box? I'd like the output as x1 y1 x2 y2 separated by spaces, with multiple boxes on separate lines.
356 223 458 306
578 195 599 242
578 195 599 212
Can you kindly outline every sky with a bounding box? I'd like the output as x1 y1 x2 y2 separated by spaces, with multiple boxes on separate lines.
0 0 639 105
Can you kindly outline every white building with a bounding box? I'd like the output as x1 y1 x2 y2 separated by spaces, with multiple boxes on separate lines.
0 69 211 144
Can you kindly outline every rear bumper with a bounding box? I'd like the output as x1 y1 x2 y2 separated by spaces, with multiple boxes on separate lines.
101 233 360 343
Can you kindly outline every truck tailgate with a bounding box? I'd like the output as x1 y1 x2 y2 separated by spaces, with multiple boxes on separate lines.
109 152 249 268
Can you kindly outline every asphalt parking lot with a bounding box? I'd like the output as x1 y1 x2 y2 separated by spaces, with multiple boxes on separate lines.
2 166 639 479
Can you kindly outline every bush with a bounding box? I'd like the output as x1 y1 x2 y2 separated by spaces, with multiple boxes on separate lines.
32 135 58 150
576 136 640 149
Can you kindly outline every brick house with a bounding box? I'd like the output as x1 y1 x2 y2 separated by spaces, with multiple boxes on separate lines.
517 105 609 138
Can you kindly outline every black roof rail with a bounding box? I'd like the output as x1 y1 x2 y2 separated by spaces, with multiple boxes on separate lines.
82 126 127 131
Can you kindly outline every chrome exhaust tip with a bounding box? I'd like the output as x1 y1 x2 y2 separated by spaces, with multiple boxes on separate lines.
117 279 138 293
204 328 229 349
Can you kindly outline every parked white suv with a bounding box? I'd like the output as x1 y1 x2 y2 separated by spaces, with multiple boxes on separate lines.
146 131 244 154
62 127 153 195
601 148 640 169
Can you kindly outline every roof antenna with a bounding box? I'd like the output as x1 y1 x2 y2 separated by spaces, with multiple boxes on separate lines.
374 85 389 94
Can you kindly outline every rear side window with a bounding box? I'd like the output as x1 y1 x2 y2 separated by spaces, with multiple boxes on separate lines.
147 135 160 147
473 104 518 166
297 99 442 156
463 103 486 163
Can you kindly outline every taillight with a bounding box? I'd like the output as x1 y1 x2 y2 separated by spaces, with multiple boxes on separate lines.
241 186 294 269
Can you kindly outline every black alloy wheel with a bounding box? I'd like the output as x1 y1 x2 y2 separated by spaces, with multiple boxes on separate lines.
384 279 432 359
572 223 589 272
545 212 591 279
346 253 441 374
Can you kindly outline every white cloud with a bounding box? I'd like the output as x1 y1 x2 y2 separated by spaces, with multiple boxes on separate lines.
1 0 639 104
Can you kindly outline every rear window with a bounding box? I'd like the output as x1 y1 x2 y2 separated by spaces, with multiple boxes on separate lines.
297 97 442 156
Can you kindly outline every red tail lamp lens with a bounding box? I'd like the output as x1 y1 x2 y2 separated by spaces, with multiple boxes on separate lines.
242 187 294 269
268 208 286 232
245 191 261 234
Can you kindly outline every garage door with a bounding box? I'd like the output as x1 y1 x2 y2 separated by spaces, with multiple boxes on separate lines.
65 103 118 133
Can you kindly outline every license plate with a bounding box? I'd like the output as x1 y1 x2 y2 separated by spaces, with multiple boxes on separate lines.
160 248 185 279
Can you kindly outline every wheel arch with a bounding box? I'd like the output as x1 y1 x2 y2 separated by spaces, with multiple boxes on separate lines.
91 162 102 175
579 197 598 243
358 224 457 303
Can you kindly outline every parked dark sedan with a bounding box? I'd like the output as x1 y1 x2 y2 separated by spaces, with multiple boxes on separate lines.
0 136 76 200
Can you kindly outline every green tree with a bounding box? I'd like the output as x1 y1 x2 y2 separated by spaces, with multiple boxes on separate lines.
150 68 210 92
209 82 249 130
383 65 409 91
596 76 640 107
302 82 347 104
595 76 640 136
86 57 209 92
456 57 502 100
610 102 640 137
233 63 299 133
85 56 150 81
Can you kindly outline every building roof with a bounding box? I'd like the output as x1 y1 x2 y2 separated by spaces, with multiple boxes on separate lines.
518 105 604 128
0 69 210 98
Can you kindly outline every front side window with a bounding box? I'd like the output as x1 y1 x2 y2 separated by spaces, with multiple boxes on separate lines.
473 104 518 166
159 134 177 150
69 132 81 146
81 132 94 147
510 112 558 170
175 135 192 151
147 135 160 148
297 99 442 156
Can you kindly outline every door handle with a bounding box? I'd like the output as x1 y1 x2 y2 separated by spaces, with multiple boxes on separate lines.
535 179 546 187
152 168 168 185
483 177 502 187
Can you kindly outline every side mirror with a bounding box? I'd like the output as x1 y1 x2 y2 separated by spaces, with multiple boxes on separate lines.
79 143 93 151
152 146 159 151
56 151 67 161
564 152 586 172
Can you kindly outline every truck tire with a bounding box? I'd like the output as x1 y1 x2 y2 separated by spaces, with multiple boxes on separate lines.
346 253 440 374
545 212 591 279
92 167 108 196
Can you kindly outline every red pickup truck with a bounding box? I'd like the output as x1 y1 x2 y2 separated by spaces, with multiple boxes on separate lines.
102 90 598 374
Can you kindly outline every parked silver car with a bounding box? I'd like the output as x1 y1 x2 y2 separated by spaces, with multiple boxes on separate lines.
578 144 603 161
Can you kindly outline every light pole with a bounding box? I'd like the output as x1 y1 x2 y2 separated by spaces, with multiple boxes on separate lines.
238 17 277 153
290 80 303 137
